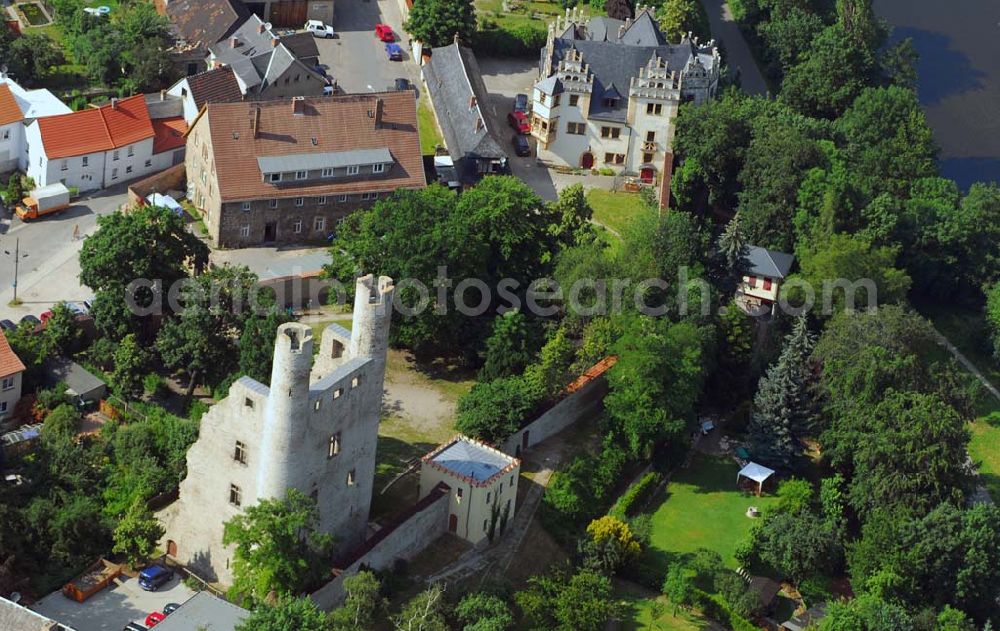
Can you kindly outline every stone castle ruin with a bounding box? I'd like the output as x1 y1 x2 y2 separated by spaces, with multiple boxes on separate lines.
159 274 394 585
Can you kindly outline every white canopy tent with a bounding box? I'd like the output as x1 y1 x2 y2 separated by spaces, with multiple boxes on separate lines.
737 461 775 496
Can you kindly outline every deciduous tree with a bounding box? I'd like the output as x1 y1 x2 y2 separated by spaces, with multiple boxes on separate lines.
405 0 476 47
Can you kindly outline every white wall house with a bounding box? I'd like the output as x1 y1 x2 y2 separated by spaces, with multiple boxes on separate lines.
0 75 71 174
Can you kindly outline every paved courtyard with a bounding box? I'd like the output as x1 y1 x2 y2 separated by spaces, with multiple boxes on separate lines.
32 574 195 631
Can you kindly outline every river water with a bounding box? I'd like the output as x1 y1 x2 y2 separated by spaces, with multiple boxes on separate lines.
874 0 1000 189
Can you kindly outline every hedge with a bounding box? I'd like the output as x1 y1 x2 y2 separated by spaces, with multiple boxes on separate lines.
692 588 757 631
472 23 547 58
608 471 662 519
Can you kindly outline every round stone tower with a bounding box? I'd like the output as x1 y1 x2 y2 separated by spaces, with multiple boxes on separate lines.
256 322 314 500
349 274 395 364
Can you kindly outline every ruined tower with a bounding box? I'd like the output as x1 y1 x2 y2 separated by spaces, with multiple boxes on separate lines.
159 275 395 585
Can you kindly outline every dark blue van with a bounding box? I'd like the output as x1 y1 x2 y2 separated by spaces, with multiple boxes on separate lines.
138 565 174 591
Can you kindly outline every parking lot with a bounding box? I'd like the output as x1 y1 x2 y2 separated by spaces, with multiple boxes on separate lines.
32 574 194 631
315 0 420 94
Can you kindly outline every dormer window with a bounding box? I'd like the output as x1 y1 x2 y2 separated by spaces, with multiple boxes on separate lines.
322 167 333 177
346 165 359 176
372 163 385 174
295 170 307 180
603 97 618 108
269 173 281 183
469 95 477 109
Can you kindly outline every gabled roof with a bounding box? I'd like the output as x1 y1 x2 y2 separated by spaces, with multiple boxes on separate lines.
37 94 154 159
746 246 794 280
184 66 244 109
166 0 248 50
0 77 70 119
209 16 324 96
0 85 23 126
0 331 25 378
200 92 425 201
423 43 506 166
618 9 666 46
152 116 187 154
280 32 320 61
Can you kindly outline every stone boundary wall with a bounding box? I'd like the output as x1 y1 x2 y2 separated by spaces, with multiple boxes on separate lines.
126 163 186 206
310 483 450 609
500 356 617 456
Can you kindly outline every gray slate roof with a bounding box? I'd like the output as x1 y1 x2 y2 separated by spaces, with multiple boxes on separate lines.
257 148 392 174
0 595 67 631
152 592 250 631
423 43 506 164
210 16 321 95
746 246 795 279
432 437 515 482
44 357 106 399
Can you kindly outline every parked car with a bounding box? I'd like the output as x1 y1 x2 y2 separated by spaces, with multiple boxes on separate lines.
511 135 531 157
393 77 411 91
0 319 14 331
385 43 403 61
163 603 181 615
20 315 39 326
513 93 529 113
507 111 530 134
39 310 53 324
67 302 88 315
304 19 335 38
145 612 166 627
82 296 96 312
122 624 147 631
137 565 174 591
375 23 394 42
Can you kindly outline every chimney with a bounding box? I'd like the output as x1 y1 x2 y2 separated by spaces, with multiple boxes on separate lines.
292 96 305 115
374 98 383 129
258 20 266 34
251 106 261 138
159 89 166 101
111 98 119 110
230 36 239 48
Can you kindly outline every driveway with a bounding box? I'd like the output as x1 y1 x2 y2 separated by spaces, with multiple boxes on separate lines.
317 0 420 94
477 57 560 200
0 186 129 321
32 574 195 631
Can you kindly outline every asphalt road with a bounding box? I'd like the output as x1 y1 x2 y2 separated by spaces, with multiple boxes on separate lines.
0 186 129 321
316 0 420 94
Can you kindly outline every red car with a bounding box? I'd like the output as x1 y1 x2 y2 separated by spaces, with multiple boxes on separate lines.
507 111 530 134
375 23 394 42
145 611 166 627
39 310 53 324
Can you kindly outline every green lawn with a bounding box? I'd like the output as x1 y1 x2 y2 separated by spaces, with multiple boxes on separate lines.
586 189 650 236
970 417 1000 501
644 454 780 569
616 588 711 631
417 96 443 155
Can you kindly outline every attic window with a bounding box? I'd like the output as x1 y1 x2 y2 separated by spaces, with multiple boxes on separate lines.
232 132 239 140
602 97 618 107
311 137 318 146
469 95 477 109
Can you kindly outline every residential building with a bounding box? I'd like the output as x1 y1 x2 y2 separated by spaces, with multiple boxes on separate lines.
167 67 245 124
0 595 74 631
186 92 425 247
532 6 719 185
0 332 24 431
207 15 328 100
24 95 185 192
160 275 393 585
419 436 520 544
737 246 795 315
160 0 250 75
151 592 250 631
423 42 507 185
0 74 71 173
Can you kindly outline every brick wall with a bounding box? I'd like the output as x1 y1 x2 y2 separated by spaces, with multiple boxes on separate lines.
216 196 375 247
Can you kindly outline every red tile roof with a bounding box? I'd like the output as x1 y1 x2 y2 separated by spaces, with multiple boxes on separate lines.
37 95 154 159
0 85 23 126
152 116 187 154
0 331 25 378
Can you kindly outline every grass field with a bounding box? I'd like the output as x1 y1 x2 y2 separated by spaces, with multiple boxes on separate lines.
970 417 1000 502
586 189 649 236
417 96 444 155
644 454 780 569
615 585 712 631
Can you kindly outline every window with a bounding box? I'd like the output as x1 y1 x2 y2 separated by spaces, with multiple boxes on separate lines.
144 159 152 168
747 275 757 287
293 219 302 234
351 375 361 389
328 433 340 458
566 122 585 135
457 488 463 502
486 491 491 504
0 401 7 413
317 196 327 205
60 160 68 171
347 470 355 486
763 278 773 291
313 216 326 231
322 167 334 177
509 475 513 487
112 150 119 161
82 156 88 167
333 388 342 399
269 173 281 183
361 192 377 201
642 152 654 163
553 94 561 107
338 195 348 202
241 202 251 212
314 400 322 412
111 168 118 179
346 165 360 176
127 145 134 157
569 94 579 106
240 225 250 237
483 519 488 532
603 153 625 165
268 199 278 208
372 163 385 173
600 126 620 139
126 165 133 175
295 170 307 180
244 397 254 409
229 484 242 506
1 376 14 390
234 441 247 464
602 97 618 108
1 129 8 140
294 197 304 207
646 103 663 115
646 131 656 142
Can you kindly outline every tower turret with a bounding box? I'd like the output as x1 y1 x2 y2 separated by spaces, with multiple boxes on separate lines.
256 322 314 499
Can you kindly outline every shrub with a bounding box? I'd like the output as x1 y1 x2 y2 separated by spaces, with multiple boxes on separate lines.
143 373 168 398
456 376 544 444
36 382 69 412
473 23 547 58
609 471 661 519
187 399 209 423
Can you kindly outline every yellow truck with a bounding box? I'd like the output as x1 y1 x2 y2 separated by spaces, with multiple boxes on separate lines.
15 183 71 220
